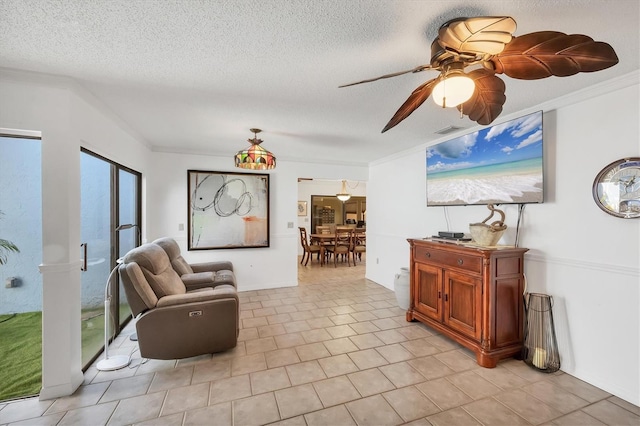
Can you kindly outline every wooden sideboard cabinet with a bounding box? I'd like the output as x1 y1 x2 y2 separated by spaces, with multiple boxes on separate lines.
407 239 528 368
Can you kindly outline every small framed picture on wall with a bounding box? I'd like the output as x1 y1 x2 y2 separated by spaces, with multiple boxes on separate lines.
297 201 307 216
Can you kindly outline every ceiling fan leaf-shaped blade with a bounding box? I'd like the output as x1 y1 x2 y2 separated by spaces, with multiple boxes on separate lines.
491 31 619 79
439 16 517 55
458 69 506 125
381 78 437 133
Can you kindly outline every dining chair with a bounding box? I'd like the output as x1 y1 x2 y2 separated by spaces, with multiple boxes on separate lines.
351 229 366 264
299 227 324 266
327 229 353 267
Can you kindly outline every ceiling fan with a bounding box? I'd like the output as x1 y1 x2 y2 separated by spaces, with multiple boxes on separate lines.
340 16 619 132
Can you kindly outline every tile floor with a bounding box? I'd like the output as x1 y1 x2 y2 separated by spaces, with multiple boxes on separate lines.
1 256 639 425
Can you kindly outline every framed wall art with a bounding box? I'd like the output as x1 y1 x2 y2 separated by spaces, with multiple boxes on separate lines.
188 170 270 249
297 201 307 216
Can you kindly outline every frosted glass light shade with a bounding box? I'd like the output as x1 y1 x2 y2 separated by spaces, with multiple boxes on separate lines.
432 75 475 108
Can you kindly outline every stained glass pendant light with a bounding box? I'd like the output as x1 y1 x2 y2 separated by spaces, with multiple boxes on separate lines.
234 128 276 170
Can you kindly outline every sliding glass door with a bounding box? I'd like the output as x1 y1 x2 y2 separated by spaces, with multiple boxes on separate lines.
80 149 141 368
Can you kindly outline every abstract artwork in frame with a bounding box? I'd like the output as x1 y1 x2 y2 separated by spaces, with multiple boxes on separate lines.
188 170 270 250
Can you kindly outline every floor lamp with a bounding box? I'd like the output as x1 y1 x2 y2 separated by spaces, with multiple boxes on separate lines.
96 258 130 371
114 224 141 343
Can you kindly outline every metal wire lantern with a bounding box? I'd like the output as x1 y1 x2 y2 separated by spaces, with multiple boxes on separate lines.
522 293 561 373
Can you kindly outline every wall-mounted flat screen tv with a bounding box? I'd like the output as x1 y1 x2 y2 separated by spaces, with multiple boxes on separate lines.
426 110 543 206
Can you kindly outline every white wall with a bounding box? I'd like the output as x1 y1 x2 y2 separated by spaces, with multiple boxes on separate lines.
366 72 640 405
146 152 367 291
0 69 151 399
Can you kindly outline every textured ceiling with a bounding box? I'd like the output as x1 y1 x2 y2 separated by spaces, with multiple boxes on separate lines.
1 0 638 166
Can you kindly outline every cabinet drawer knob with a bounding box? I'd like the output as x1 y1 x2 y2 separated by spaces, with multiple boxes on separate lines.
457 258 464 265
425 252 431 258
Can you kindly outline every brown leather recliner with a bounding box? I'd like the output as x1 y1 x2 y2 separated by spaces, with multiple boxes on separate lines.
119 243 238 360
152 237 236 290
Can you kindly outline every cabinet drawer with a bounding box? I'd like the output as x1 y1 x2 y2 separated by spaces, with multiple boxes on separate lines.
415 248 482 274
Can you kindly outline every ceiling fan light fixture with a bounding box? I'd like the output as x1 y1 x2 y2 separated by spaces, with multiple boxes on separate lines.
432 73 475 108
234 128 276 170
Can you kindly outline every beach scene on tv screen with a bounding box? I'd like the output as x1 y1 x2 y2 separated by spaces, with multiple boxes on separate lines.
427 111 543 206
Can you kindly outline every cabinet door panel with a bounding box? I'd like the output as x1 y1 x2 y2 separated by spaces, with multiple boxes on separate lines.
415 263 442 321
444 270 482 341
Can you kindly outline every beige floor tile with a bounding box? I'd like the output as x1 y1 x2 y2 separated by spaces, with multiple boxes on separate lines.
383 386 440 422
548 374 612 403
250 366 292 394
350 320 381 334
416 377 473 411
100 373 153 403
191 359 231 384
349 333 386 350
330 314 359 325
348 348 389 370
210 342 246 361
495 388 563 424
175 353 213 368
427 407 482 426
323 336 359 355
582 399 640 425
45 381 111 414
301 328 333 343
233 392 281 426
371 318 402 330
550 410 606 425
56 401 117 426
243 316 269 328
209 375 252 405
285 360 327 386
295 342 331 361
401 338 441 357
275 384 324 419
332 305 357 315
446 370 502 400
376 343 415 363
472 364 531 391
106 391 165 426
348 368 395 397
318 353 360 378
289 310 315 321
253 307 277 318
238 327 259 341
283 320 311 333
265 347 301 368
258 323 287 337
462 398 530 425
268 313 293 325
161 382 209 416
269 415 307 426
434 350 477 372
0 397 54 423
500 358 553 383
7 412 65 426
313 375 362 407
374 329 408 345
396 325 434 340
408 356 455 380
326 324 357 338
425 335 461 351
304 405 357 426
346 394 404 426
245 336 278 354
275 305 298 314
608 396 640 416
274 332 306 349
379 361 426 388
183 402 232 426
231 353 267 375
148 366 193 393
521 380 589 413
351 311 379 322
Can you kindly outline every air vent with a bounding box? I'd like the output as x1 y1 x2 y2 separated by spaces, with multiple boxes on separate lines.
434 125 466 135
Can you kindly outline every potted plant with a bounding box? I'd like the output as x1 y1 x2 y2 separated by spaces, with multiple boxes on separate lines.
0 210 19 265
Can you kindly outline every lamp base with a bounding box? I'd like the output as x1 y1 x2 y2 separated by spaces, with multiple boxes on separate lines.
96 355 130 371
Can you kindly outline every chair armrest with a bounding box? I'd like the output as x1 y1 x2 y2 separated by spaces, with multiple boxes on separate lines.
157 285 237 308
182 272 216 291
191 261 234 273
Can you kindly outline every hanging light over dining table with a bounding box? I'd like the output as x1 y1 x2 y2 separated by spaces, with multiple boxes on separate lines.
234 128 276 170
